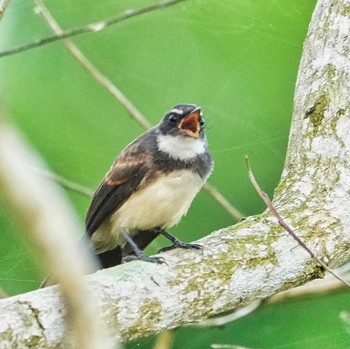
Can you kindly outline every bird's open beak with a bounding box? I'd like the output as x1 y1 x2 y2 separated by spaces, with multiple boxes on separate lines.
178 107 201 138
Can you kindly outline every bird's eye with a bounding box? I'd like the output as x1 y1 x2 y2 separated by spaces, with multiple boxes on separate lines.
199 117 205 127
168 114 179 123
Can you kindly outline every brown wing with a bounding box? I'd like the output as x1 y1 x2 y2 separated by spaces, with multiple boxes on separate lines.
85 138 152 236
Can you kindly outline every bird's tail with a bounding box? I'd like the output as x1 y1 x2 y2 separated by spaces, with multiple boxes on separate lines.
97 245 123 268
40 229 161 287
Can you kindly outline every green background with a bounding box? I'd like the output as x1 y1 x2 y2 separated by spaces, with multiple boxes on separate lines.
1 1 350 348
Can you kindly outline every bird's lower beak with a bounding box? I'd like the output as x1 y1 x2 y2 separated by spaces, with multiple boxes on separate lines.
178 108 201 138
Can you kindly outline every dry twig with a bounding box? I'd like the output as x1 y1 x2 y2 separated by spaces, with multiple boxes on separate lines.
34 0 151 130
245 155 350 289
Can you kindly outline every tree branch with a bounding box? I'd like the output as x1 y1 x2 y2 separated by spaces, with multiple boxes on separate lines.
1 0 350 346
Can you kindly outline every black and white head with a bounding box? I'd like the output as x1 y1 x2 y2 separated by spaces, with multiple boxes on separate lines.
157 104 207 161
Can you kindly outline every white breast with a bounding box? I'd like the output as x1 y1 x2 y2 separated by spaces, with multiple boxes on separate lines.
109 169 203 238
157 134 206 160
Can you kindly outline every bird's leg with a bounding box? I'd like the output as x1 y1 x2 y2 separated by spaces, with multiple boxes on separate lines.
157 229 202 253
122 231 165 264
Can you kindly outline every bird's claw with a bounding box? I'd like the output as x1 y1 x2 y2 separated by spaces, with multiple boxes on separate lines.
122 254 166 265
158 241 202 253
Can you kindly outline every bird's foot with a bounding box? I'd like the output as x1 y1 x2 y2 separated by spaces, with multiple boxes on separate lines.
122 253 166 265
158 240 202 253
122 230 166 264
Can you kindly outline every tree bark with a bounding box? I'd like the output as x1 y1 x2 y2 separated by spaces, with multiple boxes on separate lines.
1 0 350 347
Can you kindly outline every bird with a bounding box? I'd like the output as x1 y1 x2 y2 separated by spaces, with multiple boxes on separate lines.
85 104 214 268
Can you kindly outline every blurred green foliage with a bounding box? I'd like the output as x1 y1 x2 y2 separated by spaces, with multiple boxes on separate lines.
1 0 349 348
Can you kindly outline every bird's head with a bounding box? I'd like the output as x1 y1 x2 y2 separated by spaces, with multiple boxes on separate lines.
159 104 205 139
156 104 208 161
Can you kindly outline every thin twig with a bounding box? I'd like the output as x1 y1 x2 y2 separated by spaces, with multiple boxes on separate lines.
203 183 244 220
34 0 152 130
35 168 93 198
0 0 188 59
35 0 243 221
245 155 350 289
0 0 11 21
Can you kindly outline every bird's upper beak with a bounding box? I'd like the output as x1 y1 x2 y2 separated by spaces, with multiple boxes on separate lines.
178 107 201 138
